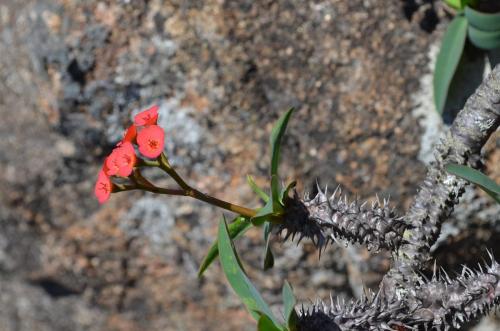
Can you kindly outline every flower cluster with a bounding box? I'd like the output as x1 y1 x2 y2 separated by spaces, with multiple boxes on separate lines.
94 105 165 203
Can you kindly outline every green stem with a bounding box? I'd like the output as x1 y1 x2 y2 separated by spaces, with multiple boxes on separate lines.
119 154 258 218
158 153 191 190
187 187 256 218
136 158 160 167
114 183 186 196
158 153 257 217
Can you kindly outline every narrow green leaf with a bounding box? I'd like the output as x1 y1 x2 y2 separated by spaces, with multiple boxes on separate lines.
270 108 295 176
198 217 251 277
257 313 284 331
218 218 280 324
434 15 468 114
282 281 299 330
251 176 284 226
247 175 270 203
262 222 274 270
271 175 284 213
445 164 500 203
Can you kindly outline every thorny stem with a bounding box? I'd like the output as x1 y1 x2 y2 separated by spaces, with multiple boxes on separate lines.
121 153 258 218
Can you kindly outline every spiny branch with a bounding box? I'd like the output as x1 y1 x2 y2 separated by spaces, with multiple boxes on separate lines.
277 187 406 252
289 65 500 331
394 66 500 275
378 62 500 296
297 259 500 331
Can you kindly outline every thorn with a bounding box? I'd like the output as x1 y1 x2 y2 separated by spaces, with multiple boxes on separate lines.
332 185 340 200
440 267 451 284
432 260 437 281
297 233 305 244
316 179 323 195
417 270 429 282
486 248 494 263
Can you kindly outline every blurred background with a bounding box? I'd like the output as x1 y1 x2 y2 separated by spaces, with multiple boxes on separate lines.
0 1 498 330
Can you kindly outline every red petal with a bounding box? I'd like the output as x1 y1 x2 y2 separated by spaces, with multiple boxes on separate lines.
134 105 159 126
137 125 165 158
123 124 137 143
94 170 112 203
105 150 121 176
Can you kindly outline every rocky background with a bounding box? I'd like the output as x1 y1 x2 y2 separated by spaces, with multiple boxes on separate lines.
0 0 498 330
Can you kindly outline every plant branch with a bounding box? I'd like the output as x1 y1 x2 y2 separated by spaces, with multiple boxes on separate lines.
390 65 500 282
294 65 500 331
120 154 257 218
298 260 500 330
277 187 406 252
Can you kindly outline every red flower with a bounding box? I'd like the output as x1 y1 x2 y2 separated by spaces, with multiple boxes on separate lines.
94 169 112 204
134 105 159 126
116 142 137 176
105 150 121 176
105 142 137 177
122 124 137 143
137 125 165 158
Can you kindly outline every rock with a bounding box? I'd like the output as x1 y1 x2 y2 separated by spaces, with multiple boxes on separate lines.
0 0 497 330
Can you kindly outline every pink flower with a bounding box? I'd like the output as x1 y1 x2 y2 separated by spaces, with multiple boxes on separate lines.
137 125 165 158
105 150 121 176
122 124 137 143
134 105 159 126
94 169 112 204
116 142 137 176
105 142 137 177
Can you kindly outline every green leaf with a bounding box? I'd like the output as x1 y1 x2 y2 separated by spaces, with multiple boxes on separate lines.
282 281 299 330
280 181 297 205
434 15 468 114
468 25 500 50
252 199 275 226
444 0 466 9
257 313 284 331
270 108 295 177
445 164 500 203
465 5 500 31
198 217 252 277
252 175 284 226
247 175 270 203
252 108 294 226
271 175 284 213
218 218 280 324
262 222 274 270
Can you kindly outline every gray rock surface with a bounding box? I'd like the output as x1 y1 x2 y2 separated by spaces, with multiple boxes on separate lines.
0 0 498 330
